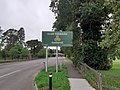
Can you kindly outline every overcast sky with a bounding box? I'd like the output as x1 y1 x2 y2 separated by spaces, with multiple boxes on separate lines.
0 0 55 41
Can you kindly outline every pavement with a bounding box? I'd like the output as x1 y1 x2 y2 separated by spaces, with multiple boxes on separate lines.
65 60 96 90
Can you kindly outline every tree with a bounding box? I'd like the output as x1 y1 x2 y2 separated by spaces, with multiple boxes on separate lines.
76 2 112 70
37 48 46 58
18 27 25 45
0 49 7 60
26 40 43 57
50 0 73 31
2 29 18 50
2 27 26 51
20 47 30 59
0 27 3 39
101 0 120 59
0 27 26 59
50 0 112 70
0 26 3 51
9 43 29 59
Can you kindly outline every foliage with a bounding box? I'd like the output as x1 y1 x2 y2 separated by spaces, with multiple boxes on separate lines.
20 48 30 59
83 40 112 70
78 2 109 41
50 0 73 31
61 47 73 58
101 0 120 59
9 43 29 59
2 27 25 50
0 26 3 51
26 39 43 57
0 49 9 60
18 27 25 44
99 60 120 88
37 48 46 58
100 60 120 76
35 66 70 90
50 0 112 70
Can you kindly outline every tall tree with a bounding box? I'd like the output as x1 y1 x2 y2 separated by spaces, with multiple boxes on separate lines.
0 26 2 38
2 27 26 50
26 40 43 57
9 43 29 59
3 29 18 50
50 0 112 70
0 26 3 51
77 1 112 70
101 0 120 59
18 27 25 45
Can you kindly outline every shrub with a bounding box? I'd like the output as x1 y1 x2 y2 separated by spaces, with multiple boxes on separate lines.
38 48 46 58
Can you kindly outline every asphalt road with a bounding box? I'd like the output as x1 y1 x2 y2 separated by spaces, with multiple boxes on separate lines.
0 57 62 90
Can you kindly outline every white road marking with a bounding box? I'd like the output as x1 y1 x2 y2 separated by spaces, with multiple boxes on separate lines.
0 69 22 79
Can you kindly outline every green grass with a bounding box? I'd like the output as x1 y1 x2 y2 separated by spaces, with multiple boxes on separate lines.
100 60 120 76
0 59 13 63
0 58 28 63
35 66 70 90
99 60 120 88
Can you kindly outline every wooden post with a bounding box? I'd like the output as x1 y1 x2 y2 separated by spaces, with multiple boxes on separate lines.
97 72 102 90
98 73 102 90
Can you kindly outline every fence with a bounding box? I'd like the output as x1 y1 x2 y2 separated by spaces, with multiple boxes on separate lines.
77 63 120 90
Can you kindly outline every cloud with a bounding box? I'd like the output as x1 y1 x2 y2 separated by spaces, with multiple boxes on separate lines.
0 0 55 41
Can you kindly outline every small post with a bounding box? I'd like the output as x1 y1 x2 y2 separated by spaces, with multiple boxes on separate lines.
49 72 52 90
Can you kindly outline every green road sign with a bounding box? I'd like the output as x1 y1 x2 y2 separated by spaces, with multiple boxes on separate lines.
42 31 73 46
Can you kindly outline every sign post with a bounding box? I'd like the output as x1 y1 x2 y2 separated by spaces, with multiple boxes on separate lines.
56 46 58 73
46 46 48 72
42 31 73 73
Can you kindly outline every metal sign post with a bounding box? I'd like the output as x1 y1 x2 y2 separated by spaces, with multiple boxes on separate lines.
46 46 48 72
56 46 58 73
42 31 73 73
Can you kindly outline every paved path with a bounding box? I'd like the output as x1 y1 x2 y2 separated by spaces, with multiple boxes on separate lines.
65 59 95 90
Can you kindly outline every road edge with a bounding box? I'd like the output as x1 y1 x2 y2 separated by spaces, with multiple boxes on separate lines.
34 71 39 90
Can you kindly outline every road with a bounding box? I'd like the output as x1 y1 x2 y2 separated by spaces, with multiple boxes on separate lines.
0 57 63 90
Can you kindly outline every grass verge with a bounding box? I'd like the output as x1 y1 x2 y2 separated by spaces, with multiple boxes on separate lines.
100 60 120 76
35 66 70 90
99 60 120 88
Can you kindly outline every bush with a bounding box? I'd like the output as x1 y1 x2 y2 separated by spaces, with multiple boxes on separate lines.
82 40 112 70
9 43 29 59
38 48 46 58
21 48 30 59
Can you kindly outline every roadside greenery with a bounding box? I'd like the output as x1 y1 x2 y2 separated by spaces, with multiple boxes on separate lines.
100 60 120 76
35 66 70 90
26 39 43 57
99 60 120 88
50 0 113 70
79 60 120 89
0 27 44 61
9 43 30 59
100 0 120 60
37 48 46 58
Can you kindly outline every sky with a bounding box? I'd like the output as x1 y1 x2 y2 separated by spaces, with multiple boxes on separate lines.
0 0 55 41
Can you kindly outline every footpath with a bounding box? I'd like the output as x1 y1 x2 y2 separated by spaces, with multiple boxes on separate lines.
65 60 95 90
